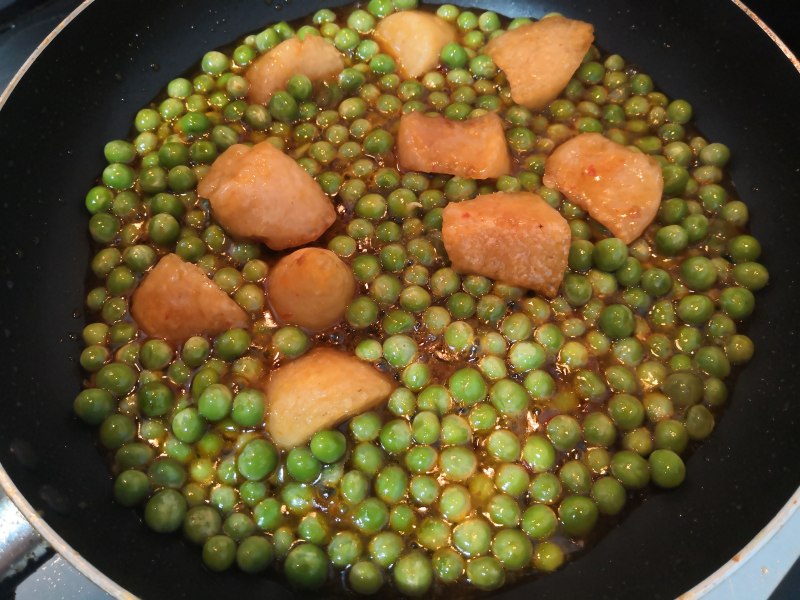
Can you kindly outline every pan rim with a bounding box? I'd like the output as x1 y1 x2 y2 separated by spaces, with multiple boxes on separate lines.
0 1 797 598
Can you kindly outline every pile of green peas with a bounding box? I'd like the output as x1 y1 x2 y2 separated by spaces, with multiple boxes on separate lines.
75 0 768 596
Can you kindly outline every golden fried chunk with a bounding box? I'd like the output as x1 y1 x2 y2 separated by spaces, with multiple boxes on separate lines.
397 112 511 179
442 192 570 297
263 348 395 448
485 16 594 110
268 248 356 332
543 133 664 243
245 35 345 105
197 141 336 250
373 11 458 78
130 253 249 345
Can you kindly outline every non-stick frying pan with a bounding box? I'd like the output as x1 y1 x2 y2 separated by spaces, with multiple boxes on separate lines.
0 1 798 598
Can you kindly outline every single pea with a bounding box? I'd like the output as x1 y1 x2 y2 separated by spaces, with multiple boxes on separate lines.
231 389 265 428
685 404 715 440
380 419 413 454
448 367 487 405
649 449 686 488
611 450 650 489
352 442 387 476
272 326 310 358
558 495 600 538
593 238 628 272
236 535 274 574
393 551 433 597
608 394 645 430
310 430 347 463
533 540 565 573
591 477 626 515
449 518 492 562
529 473 562 506
489 378 529 416
439 446 477 482
486 429 521 462
144 488 187 533
546 415 581 451
433 547 465 584
720 287 755 320
677 294 715 325
211 329 250 362
285 543 328 590
466 556 506 591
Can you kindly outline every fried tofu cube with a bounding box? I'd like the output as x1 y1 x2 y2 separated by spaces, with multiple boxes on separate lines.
397 112 511 179
442 191 570 297
485 16 594 110
263 348 395 448
245 35 345 106
543 132 664 243
374 11 457 79
268 248 356 332
130 253 249 345
197 141 336 251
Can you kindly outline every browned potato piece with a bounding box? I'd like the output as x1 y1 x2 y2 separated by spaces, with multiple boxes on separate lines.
397 112 511 179
268 248 355 332
131 253 249 345
373 11 457 78
245 35 345 105
442 192 570 297
197 141 336 250
485 16 594 110
543 133 664 243
263 348 395 448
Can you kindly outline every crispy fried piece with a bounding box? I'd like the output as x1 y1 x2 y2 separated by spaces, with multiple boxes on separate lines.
268 248 355 332
373 11 457 78
543 132 664 243
131 253 249 345
485 16 594 110
263 348 395 449
442 191 571 297
245 35 345 105
397 112 511 179
197 141 336 250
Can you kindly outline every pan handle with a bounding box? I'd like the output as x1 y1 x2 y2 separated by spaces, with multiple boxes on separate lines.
0 491 49 583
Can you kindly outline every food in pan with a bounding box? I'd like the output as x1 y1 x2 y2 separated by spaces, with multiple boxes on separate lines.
75 1 769 595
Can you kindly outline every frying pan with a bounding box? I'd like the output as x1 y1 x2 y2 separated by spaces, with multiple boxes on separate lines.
0 0 798 598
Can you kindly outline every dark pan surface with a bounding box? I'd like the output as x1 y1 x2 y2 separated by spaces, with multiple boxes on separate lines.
0 1 798 597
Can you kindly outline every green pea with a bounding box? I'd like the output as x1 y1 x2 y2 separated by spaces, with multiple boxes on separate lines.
349 560 384 595
486 429 521 462
379 419 413 455
236 535 274 573
490 529 533 581
236 439 277 481
611 450 650 489
383 335 418 368
393 550 433 597
593 238 628 271
433 547 465 583
210 328 249 362
310 430 347 463
439 446 477 482
685 404 715 440
607 394 645 430
453 518 492 558
96 362 137 397
272 326 309 358
448 367 487 405
285 543 328 590
144 488 187 533
546 415 581 451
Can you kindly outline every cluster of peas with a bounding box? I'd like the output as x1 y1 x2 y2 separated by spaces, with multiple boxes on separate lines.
73 0 769 596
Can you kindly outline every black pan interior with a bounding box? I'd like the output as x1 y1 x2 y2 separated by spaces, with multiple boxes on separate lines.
0 0 798 598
